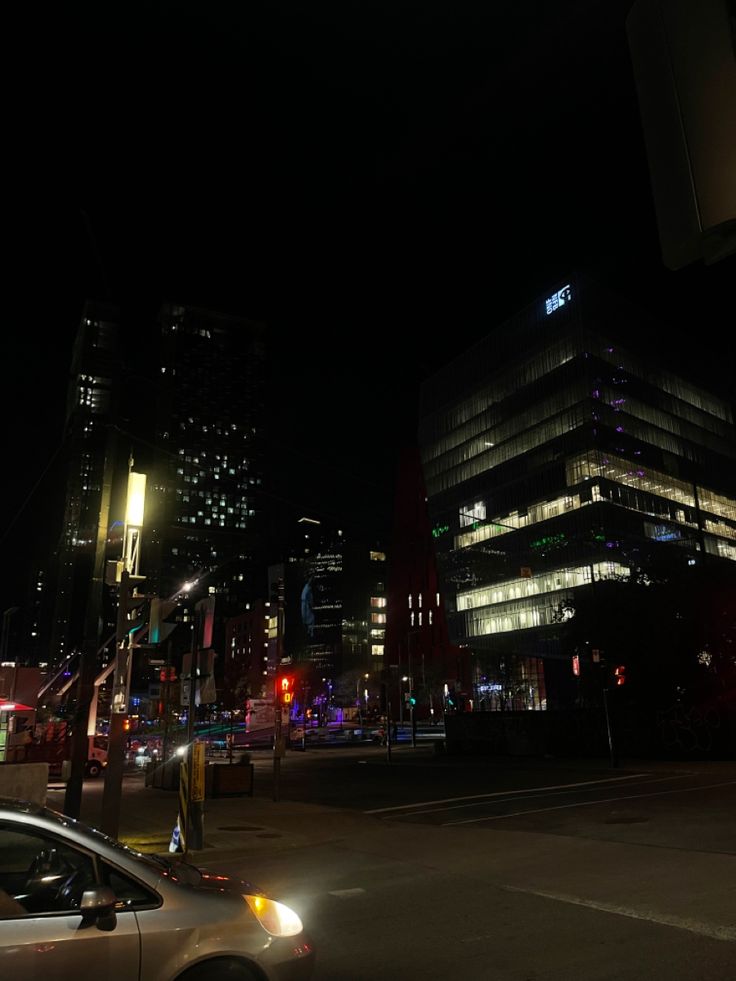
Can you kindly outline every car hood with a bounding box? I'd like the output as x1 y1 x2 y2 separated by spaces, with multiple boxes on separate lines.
153 857 263 898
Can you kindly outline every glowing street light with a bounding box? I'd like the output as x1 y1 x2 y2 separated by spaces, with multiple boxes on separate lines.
122 466 147 579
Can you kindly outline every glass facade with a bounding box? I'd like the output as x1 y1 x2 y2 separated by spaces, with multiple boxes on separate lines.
49 302 121 669
281 521 388 680
419 275 736 710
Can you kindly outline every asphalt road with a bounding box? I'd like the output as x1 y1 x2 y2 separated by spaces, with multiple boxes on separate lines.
228 748 736 979
48 746 736 980
247 744 736 852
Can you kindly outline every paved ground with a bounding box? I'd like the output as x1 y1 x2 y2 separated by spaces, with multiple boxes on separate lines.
46 747 736 980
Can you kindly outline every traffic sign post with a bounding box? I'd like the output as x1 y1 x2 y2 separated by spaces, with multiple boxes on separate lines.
273 675 294 802
101 570 147 838
185 741 205 854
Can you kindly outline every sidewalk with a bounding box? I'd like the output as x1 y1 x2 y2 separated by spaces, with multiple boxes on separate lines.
49 749 736 863
61 771 374 863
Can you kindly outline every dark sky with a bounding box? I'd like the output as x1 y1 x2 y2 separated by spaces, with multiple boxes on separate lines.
5 1 733 589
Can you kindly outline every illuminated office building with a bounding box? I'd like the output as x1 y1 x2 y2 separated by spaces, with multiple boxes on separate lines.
419 276 736 710
224 599 279 702
146 303 266 630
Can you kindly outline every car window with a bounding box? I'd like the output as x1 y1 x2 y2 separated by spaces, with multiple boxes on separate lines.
100 861 159 910
37 807 201 885
0 826 97 917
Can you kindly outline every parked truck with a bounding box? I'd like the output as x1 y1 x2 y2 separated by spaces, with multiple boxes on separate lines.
23 722 109 778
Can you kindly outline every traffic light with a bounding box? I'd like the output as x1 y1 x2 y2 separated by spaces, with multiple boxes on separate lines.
277 675 295 705
149 597 179 645
572 654 580 676
614 664 626 687
408 693 417 707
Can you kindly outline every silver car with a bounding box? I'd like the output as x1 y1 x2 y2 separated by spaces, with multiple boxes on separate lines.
0 798 315 980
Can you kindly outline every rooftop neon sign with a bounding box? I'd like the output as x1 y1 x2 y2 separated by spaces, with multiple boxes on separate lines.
545 284 572 315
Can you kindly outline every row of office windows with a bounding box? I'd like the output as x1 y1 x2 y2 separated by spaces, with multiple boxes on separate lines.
456 561 629 613
451 463 736 567
421 336 579 445
592 388 734 456
424 404 588 496
425 401 733 498
460 593 577 637
566 451 736 523
422 333 731 460
422 375 586 468
594 346 732 425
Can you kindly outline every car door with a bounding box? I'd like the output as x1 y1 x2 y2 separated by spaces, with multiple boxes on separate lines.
0 822 140 981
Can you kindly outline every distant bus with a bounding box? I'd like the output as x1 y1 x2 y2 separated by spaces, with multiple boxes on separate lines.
245 698 274 733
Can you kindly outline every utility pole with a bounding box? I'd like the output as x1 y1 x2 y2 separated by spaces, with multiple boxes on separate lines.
273 580 286 800
101 570 135 837
100 463 147 838
273 676 283 802
386 697 392 763
162 638 173 761
602 682 618 769
408 631 417 748
181 600 206 851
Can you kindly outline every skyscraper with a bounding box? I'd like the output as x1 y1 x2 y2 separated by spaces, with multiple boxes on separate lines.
48 301 121 669
145 303 267 634
276 517 388 683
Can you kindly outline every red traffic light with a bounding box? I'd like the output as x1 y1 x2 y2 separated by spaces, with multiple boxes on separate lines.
277 675 295 704
614 664 626 686
572 655 580 677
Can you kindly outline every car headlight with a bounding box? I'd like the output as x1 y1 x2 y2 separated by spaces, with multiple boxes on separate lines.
243 894 303 937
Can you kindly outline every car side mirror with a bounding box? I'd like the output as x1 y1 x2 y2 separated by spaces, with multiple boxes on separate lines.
81 885 117 913
80 886 118 930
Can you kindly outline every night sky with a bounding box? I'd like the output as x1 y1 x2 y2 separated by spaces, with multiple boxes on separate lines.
4 2 733 603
